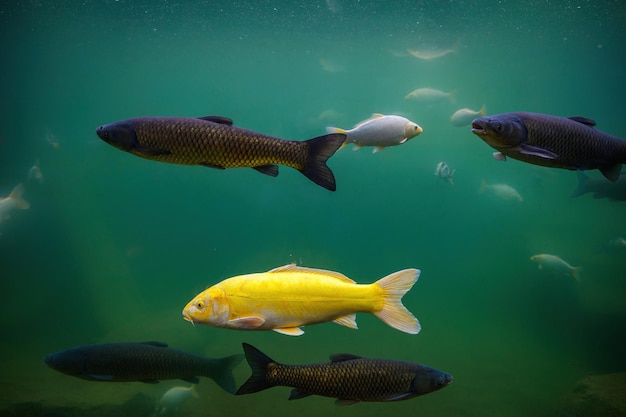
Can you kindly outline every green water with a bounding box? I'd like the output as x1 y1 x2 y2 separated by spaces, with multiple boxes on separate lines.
1 1 625 416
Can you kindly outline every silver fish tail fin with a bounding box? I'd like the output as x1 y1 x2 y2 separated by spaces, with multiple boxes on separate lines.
8 183 29 210
236 343 275 395
205 353 244 394
373 269 421 334
300 133 345 191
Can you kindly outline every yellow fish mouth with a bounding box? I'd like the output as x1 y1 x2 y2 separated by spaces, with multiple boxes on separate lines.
182 310 195 326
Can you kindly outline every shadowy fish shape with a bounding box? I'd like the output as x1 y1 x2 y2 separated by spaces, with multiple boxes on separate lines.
404 88 455 104
479 180 523 202
571 171 626 201
43 342 243 394
182 264 421 336
450 106 486 127
530 254 582 282
236 343 452 405
435 161 455 185
156 384 198 415
96 116 345 191
326 113 422 153
471 112 626 182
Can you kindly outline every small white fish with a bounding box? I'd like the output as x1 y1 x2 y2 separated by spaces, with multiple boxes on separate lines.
478 180 523 202
0 183 29 223
404 88 455 104
530 254 582 281
406 46 457 61
450 106 486 127
156 385 198 415
45 130 59 149
434 161 455 185
608 237 626 248
28 159 43 183
327 114 423 153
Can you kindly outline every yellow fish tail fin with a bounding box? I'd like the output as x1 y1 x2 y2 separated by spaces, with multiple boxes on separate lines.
373 269 421 334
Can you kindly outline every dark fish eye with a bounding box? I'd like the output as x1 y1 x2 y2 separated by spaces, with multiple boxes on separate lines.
196 301 204 309
495 123 502 132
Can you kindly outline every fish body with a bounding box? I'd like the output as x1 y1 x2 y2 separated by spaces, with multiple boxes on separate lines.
434 161 455 185
530 254 582 281
96 116 345 191
326 114 422 153
0 183 29 223
236 343 452 405
182 264 420 336
43 342 243 393
479 180 523 202
572 171 626 201
157 385 198 415
471 112 626 182
450 106 486 127
404 88 455 103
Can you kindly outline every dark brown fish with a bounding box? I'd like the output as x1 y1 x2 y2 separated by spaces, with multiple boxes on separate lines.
235 343 452 405
44 342 243 393
96 116 345 191
471 112 626 181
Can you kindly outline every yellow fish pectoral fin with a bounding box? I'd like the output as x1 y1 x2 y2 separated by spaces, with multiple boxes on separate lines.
273 327 304 336
227 316 265 330
333 314 358 329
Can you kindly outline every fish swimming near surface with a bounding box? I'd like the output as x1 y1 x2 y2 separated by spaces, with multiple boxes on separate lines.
182 264 421 336
156 384 198 415
530 254 582 282
0 183 29 223
571 171 626 201
326 114 423 153
236 343 452 405
471 112 626 182
96 116 345 191
43 342 243 393
404 88 455 104
434 161 455 185
450 106 486 127
479 180 523 202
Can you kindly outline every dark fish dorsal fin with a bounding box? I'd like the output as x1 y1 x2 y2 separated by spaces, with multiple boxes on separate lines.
568 116 596 127
330 353 362 362
141 342 168 347
199 116 233 125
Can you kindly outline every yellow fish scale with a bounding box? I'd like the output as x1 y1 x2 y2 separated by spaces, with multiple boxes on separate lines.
134 118 309 169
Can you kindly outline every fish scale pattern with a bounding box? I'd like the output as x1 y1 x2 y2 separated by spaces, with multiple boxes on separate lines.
267 359 417 401
133 117 309 170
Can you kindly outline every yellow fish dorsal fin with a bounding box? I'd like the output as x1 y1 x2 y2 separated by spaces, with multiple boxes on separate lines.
353 113 384 129
267 264 355 283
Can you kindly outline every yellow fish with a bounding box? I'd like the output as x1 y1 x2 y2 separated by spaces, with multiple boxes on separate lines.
182 264 420 336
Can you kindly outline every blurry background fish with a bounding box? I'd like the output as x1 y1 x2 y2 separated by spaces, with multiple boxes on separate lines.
478 180 523 202
27 159 43 184
450 106 486 127
155 384 198 416
404 87 455 104
530 254 582 282
571 171 626 202
434 161 454 185
0 183 29 224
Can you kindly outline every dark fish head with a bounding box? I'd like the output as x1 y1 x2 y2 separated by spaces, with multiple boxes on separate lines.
44 348 86 377
471 113 527 150
410 366 453 396
96 120 138 152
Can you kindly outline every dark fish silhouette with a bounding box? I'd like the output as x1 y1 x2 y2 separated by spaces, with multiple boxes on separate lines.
236 343 452 405
572 171 626 201
44 342 243 394
96 116 345 191
471 112 626 181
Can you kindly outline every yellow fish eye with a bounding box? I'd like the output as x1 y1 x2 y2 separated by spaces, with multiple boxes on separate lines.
196 301 204 310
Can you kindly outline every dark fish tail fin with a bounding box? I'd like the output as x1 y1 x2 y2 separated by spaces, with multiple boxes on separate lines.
300 133 345 191
236 343 275 395
204 354 244 394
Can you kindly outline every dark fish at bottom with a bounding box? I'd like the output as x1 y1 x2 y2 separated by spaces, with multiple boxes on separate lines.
236 343 452 405
44 342 243 394
471 112 626 181
96 116 345 191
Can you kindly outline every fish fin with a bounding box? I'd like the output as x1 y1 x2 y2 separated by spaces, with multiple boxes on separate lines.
373 146 384 153
253 164 279 177
300 133 345 191
273 327 304 336
353 144 362 151
205 354 244 394
181 376 200 384
199 162 226 170
572 267 583 282
227 316 265 330
326 126 347 134
87 374 115 381
353 114 383 128
373 269 421 334
135 145 172 156
399 137 408 144
332 314 358 329
236 344 274 395
141 341 168 347
517 144 558 160
140 379 160 384
289 389 312 400
571 170 589 198
268 264 355 283
335 399 360 406
600 164 622 182
329 353 361 362
8 183 29 209
190 384 199 398
385 392 415 401
198 116 233 125
568 116 596 127
492 151 506 161
478 105 486 116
